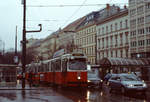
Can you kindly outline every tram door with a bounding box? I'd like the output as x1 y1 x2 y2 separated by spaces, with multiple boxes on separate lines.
51 61 56 85
62 58 68 85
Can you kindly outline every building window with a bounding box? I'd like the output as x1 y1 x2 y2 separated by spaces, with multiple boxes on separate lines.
102 38 104 48
106 37 108 48
102 27 104 34
125 19 128 28
120 21 122 29
147 39 150 45
116 50 117 57
131 41 137 47
130 19 136 27
98 39 100 49
138 28 144 35
111 51 113 57
120 33 123 46
137 17 144 25
146 3 150 11
126 49 128 58
138 40 145 46
115 23 118 31
130 30 136 37
106 26 108 34
146 26 150 33
130 9 136 16
120 50 123 58
106 51 108 57
125 32 129 44
115 35 118 46
111 24 113 32
110 36 113 47
146 15 150 23
98 28 101 35
137 6 144 14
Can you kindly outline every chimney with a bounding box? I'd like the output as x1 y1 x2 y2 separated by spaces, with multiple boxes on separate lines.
106 4 110 10
124 5 127 9
117 7 120 11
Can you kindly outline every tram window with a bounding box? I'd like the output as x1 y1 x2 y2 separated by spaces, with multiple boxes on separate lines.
46 63 49 72
49 62 51 71
62 59 67 72
55 60 61 71
69 58 86 70
51 61 55 72
43 64 46 72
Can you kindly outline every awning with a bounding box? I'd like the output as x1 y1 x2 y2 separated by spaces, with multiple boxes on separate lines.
99 58 150 67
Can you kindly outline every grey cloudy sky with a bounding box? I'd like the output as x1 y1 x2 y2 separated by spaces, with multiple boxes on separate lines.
0 0 128 51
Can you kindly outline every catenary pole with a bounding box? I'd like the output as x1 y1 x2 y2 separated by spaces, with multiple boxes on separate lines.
22 0 26 89
21 0 42 89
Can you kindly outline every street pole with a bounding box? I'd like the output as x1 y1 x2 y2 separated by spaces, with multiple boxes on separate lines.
15 26 17 55
95 33 97 65
21 0 42 89
22 0 26 89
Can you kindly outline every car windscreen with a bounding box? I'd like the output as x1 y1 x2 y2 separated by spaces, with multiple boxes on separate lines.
120 75 141 81
69 58 86 70
88 71 98 78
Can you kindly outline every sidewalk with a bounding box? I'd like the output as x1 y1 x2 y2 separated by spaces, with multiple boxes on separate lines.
0 81 44 90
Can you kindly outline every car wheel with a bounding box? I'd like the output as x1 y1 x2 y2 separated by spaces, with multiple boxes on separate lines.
142 91 146 96
109 87 112 93
121 87 125 95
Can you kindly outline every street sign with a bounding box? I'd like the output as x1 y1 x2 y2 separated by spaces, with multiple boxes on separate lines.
21 0 24 5
14 56 19 64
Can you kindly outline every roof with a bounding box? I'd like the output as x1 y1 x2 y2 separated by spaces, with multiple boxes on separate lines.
99 58 150 67
53 49 65 58
59 16 86 34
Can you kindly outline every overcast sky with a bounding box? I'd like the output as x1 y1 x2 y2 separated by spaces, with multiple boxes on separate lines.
0 0 128 51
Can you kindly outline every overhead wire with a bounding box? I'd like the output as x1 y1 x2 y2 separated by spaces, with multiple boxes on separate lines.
26 3 127 7
61 0 88 28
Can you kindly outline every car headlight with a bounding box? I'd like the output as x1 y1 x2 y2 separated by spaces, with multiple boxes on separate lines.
88 80 91 82
125 84 134 87
100 80 103 82
143 83 147 87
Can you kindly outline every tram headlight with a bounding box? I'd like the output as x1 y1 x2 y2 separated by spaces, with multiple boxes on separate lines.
77 76 81 80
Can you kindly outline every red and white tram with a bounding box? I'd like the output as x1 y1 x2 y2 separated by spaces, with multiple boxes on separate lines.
26 52 88 87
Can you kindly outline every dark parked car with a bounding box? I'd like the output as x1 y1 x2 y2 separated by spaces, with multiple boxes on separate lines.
87 69 103 88
108 73 147 94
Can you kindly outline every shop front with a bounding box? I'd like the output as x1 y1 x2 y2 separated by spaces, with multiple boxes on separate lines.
98 58 150 81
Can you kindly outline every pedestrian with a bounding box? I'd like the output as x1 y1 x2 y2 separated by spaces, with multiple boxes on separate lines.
28 71 33 87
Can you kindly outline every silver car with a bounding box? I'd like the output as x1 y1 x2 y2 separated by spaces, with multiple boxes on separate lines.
87 69 103 88
108 73 147 94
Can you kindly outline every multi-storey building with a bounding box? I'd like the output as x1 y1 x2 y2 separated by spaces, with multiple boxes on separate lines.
75 12 98 64
26 32 59 60
129 0 150 58
96 5 129 61
58 17 85 53
39 33 59 59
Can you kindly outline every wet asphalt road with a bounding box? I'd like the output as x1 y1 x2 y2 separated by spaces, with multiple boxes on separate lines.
0 85 149 102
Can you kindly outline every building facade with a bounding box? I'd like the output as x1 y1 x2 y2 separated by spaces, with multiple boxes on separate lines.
129 0 150 58
75 13 97 64
96 5 129 62
58 17 85 53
